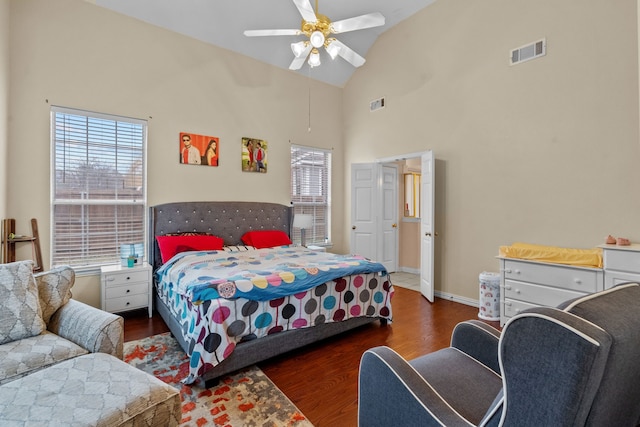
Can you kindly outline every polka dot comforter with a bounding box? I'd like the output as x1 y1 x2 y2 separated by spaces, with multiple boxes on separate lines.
155 246 394 383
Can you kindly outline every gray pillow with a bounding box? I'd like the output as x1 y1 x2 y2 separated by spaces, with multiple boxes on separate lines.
34 266 75 324
0 261 45 344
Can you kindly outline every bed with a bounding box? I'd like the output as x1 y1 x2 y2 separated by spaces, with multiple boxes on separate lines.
148 201 393 386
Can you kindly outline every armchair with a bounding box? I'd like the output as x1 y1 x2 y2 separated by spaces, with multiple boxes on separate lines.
358 283 640 426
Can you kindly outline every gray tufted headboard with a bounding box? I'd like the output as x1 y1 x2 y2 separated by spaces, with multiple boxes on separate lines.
148 201 293 271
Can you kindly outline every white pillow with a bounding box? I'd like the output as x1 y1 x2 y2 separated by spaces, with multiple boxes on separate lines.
0 261 45 344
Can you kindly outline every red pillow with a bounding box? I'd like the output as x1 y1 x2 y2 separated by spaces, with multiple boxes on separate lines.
156 235 224 263
241 230 292 249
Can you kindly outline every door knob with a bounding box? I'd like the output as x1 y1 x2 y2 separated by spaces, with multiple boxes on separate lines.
392 224 397 228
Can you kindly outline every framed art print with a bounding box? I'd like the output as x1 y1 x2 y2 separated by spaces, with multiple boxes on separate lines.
241 137 267 173
180 132 219 166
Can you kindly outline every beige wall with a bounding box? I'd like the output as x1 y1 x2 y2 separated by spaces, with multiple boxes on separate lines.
6 0 640 306
0 0 8 221
7 0 343 306
343 0 640 300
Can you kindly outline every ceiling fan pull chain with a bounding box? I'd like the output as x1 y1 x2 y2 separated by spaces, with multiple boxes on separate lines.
308 75 312 133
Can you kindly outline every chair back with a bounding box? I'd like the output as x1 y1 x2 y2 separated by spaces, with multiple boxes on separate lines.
560 283 640 426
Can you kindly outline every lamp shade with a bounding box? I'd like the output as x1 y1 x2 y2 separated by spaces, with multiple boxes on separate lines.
293 214 313 229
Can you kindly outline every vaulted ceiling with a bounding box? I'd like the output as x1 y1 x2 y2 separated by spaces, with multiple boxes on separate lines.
94 0 436 87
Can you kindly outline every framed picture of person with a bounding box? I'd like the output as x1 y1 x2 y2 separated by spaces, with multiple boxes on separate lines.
241 137 268 173
179 132 219 166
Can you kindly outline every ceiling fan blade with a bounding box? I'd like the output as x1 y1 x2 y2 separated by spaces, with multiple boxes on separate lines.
331 12 385 34
293 0 317 23
289 44 313 70
244 29 301 37
330 39 366 67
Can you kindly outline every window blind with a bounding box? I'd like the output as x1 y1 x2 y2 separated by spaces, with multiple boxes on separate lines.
51 106 147 269
290 144 331 245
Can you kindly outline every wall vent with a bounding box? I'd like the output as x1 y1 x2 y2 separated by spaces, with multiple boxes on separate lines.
370 97 385 112
510 38 546 65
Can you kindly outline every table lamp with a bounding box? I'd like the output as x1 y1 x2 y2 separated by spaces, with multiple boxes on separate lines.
292 214 313 247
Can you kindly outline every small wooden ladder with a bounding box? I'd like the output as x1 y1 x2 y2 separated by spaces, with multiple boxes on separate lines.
1 218 43 272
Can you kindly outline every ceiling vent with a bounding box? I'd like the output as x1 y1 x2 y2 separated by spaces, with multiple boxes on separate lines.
510 38 546 65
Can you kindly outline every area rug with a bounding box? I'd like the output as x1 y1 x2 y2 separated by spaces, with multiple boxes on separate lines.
124 333 313 427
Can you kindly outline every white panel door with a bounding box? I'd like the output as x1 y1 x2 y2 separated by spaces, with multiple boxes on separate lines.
351 163 377 260
420 151 435 302
379 165 398 272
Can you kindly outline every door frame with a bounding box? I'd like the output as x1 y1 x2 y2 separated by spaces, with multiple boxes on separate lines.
375 150 434 301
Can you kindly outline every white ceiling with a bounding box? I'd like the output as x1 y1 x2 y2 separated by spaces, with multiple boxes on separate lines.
93 0 436 87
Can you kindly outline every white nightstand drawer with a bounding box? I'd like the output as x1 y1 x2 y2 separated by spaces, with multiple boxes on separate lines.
105 282 148 299
105 293 149 312
103 269 149 287
101 262 152 318
604 249 640 274
503 260 599 293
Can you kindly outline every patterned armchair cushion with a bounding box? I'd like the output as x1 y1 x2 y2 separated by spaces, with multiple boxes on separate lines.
34 266 75 324
0 261 45 345
0 331 88 385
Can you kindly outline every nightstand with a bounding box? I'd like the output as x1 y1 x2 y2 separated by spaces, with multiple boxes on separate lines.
101 262 152 317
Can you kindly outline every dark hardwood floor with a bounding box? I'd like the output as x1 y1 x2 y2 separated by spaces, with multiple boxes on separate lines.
122 287 500 427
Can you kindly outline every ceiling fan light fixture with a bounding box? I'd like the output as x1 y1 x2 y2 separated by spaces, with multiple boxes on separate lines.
308 48 321 67
309 30 325 48
325 40 341 60
291 41 308 58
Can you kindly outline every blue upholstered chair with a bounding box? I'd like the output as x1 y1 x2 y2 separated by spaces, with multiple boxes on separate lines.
358 283 640 426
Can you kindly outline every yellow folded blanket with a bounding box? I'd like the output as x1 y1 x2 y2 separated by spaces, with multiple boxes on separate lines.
499 242 603 268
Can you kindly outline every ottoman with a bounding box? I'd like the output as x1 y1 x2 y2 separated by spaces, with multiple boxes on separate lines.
0 353 180 426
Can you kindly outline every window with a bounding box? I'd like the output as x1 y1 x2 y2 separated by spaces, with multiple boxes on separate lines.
290 145 331 246
51 106 146 270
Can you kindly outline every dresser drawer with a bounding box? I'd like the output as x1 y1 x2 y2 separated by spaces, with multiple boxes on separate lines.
503 260 599 293
504 279 588 307
604 249 640 274
105 282 148 299
105 293 149 312
604 270 640 290
503 298 538 319
103 269 149 287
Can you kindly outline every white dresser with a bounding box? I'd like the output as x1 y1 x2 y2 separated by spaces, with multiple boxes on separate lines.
101 262 152 318
600 243 640 289
498 257 604 326
498 242 640 325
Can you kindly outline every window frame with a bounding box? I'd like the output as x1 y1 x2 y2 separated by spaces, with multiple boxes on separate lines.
290 144 332 246
50 106 148 274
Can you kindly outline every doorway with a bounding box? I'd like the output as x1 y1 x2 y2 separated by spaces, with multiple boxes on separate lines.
350 150 434 301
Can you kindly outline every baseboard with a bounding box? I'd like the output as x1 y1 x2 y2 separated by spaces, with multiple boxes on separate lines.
435 291 479 308
398 267 420 275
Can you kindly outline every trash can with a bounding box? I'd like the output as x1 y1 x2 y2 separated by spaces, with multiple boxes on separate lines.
478 272 500 321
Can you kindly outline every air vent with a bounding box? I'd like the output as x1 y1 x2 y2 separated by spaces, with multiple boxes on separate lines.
370 97 385 112
510 38 546 65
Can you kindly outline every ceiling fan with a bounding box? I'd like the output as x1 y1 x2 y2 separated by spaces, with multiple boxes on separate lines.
244 0 385 70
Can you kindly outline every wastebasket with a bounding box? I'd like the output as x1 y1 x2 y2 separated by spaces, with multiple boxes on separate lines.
478 272 500 321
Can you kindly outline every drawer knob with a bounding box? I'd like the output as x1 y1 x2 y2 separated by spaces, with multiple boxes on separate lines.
126 289 130 293
515 269 521 275
515 289 521 294
126 277 131 280
107 277 115 282
574 279 582 284
126 302 130 306
505 285 512 290
505 302 512 307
